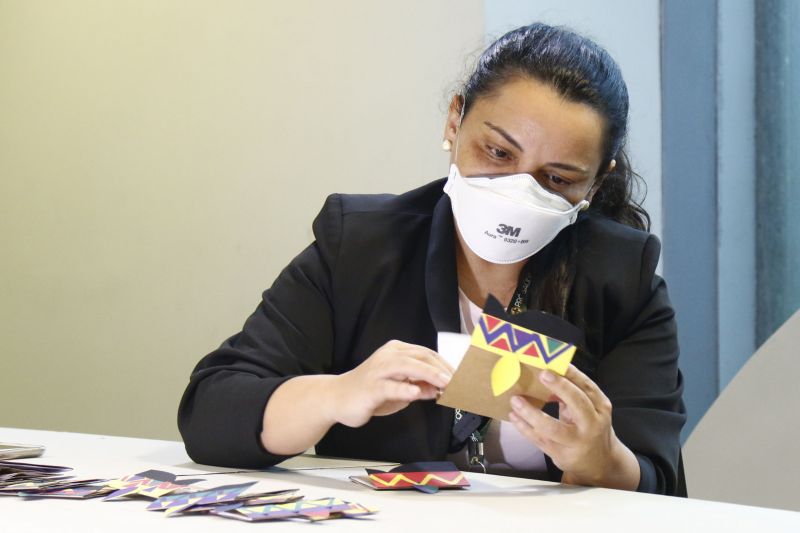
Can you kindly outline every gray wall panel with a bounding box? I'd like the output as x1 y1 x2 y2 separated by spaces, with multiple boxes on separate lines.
660 0 719 438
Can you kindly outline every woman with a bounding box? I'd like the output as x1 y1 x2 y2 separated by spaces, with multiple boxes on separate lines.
178 23 686 496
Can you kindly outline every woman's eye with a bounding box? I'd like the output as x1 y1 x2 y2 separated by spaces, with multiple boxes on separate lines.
487 145 510 160
548 174 568 186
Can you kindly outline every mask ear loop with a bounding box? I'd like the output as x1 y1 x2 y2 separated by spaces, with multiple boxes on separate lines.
581 157 615 210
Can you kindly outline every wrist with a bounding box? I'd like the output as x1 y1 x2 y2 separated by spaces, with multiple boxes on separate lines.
320 374 347 427
563 437 640 491
596 437 640 490
260 374 341 456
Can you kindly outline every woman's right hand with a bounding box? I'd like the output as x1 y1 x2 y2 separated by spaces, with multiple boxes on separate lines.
331 340 453 428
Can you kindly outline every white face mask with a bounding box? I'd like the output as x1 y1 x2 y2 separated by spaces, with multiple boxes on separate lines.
443 164 589 264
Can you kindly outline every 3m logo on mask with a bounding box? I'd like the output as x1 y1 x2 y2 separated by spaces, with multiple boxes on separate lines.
496 224 521 237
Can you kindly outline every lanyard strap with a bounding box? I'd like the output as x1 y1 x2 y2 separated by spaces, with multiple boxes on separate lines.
508 270 532 315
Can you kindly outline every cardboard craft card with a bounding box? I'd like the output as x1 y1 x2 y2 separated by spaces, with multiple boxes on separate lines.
437 296 577 421
349 461 469 493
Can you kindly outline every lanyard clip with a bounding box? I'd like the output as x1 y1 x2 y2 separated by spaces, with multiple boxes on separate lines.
467 432 486 473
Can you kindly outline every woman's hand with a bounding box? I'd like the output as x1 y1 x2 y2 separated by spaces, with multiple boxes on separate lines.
508 364 640 490
331 340 453 428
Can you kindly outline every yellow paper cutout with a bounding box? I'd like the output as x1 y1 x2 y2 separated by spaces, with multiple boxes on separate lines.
490 353 522 396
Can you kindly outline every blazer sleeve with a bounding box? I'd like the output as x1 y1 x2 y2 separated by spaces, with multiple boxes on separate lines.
596 234 686 496
177 194 343 468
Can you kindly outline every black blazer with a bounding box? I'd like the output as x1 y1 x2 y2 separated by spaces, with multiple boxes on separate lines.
178 179 686 495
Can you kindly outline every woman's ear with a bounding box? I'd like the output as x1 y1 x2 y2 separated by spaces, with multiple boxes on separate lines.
586 159 616 203
442 95 464 148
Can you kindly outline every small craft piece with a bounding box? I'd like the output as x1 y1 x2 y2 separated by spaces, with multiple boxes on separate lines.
15 478 111 499
103 470 204 501
147 481 257 516
437 298 577 421
1 479 78 494
213 497 378 522
350 462 469 494
20 484 113 499
0 459 114 499
0 460 114 499
0 460 72 489
0 461 76 493
182 489 302 514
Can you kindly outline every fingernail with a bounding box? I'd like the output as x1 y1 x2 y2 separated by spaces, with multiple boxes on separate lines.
510 396 523 410
438 372 452 384
540 371 555 383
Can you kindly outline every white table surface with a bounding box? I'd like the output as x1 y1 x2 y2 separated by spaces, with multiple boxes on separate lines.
1 427 798 532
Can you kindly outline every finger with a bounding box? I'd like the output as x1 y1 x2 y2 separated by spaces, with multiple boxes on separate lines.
538 370 595 427
378 379 424 403
510 395 573 444
381 357 451 388
508 411 557 455
398 344 456 375
433 353 456 374
411 382 441 400
564 365 612 416
407 351 455 376
559 401 576 424
382 340 455 376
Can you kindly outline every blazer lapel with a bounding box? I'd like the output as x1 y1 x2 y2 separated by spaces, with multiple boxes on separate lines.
424 194 461 334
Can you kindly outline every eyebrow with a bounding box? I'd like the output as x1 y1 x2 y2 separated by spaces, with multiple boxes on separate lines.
547 162 590 175
483 121 590 175
484 121 524 152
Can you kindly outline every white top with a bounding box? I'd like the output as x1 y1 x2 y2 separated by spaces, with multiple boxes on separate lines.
446 288 548 477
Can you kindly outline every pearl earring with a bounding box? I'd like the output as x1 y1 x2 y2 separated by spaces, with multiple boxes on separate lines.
442 139 452 152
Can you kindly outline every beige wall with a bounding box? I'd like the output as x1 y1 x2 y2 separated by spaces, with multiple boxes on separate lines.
683 310 800 511
0 1 484 440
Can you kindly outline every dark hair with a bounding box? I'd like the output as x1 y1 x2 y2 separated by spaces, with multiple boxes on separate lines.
459 23 650 318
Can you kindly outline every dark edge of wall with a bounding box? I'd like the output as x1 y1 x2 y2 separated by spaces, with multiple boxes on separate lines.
660 0 719 441
755 0 800 345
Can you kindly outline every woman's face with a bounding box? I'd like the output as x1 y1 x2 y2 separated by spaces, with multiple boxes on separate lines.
443 77 612 205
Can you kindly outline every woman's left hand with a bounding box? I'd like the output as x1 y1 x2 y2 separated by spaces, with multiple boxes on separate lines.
508 364 640 491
